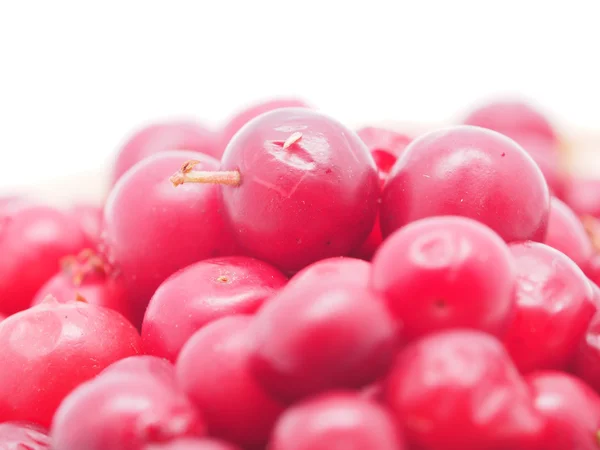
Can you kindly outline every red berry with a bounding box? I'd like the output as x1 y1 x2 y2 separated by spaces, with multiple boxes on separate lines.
527 371 600 450
0 203 88 315
571 311 600 392
171 108 379 273
100 355 177 383
112 121 220 185
176 315 284 449
463 100 557 144
51 357 205 450
220 98 309 149
142 256 287 362
71 203 103 247
144 438 241 450
372 216 516 340
286 256 371 289
564 177 600 218
0 297 141 427
0 422 51 449
269 392 406 450
544 197 593 271
385 329 545 450
503 242 595 373
380 126 550 243
102 151 237 326
249 281 398 403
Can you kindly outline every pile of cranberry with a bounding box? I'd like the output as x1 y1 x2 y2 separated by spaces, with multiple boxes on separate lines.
2 98 600 450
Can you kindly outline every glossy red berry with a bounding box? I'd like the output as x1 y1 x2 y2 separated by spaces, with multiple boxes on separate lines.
571 311 600 392
249 281 398 403
100 355 177 382
51 356 205 450
286 256 371 289
564 177 600 218
71 203 103 247
544 197 593 271
176 315 284 449
269 392 406 450
102 150 237 326
380 126 550 243
172 108 379 273
372 216 516 340
385 329 545 450
142 256 287 362
463 100 557 144
0 202 88 315
112 120 220 185
220 98 309 149
144 438 241 450
527 371 600 450
0 297 141 427
0 422 51 449
503 242 595 373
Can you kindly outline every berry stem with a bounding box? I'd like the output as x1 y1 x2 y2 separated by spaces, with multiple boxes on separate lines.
170 160 241 187
283 132 303 149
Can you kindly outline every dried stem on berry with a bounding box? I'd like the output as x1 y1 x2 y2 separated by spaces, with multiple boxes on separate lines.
283 132 303 149
169 160 241 187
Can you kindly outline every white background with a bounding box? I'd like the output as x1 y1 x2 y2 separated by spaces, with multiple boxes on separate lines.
0 1 599 198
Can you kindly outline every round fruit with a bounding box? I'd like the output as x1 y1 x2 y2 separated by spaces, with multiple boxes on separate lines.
0 297 141 427
380 126 550 243
102 150 237 326
0 202 88 315
386 329 545 450
142 256 287 362
249 281 398 402
503 242 595 372
372 216 516 340
0 422 51 449
171 108 379 273
269 392 406 450
286 256 371 289
564 177 600 218
100 355 178 384
572 311 600 392
144 438 241 450
176 316 283 449
112 120 219 184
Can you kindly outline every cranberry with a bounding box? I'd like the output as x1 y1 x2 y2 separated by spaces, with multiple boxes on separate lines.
51 358 205 450
0 422 51 449
176 315 284 449
142 256 287 362
503 242 595 373
544 197 593 271
102 150 237 326
572 311 600 392
32 249 130 320
220 98 309 150
100 355 177 383
380 126 550 243
144 438 241 450
385 329 545 450
463 99 557 144
0 297 141 427
0 202 88 315
71 203 103 246
269 392 406 450
286 256 371 289
372 216 515 340
564 177 600 218
171 108 379 273
112 120 220 185
249 280 398 403
527 371 600 450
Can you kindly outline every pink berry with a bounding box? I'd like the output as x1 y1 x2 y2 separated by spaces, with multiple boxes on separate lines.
527 371 600 450
544 197 593 271
171 108 379 273
372 216 516 340
144 438 241 450
220 98 309 149
142 256 287 362
51 359 205 450
571 311 600 392
385 329 545 450
380 126 550 243
102 150 237 326
0 202 88 315
269 392 406 450
286 256 371 289
0 422 51 449
0 297 141 427
503 242 595 373
100 355 177 383
463 100 557 144
71 203 103 247
564 177 600 218
176 315 284 449
249 281 398 403
112 120 220 185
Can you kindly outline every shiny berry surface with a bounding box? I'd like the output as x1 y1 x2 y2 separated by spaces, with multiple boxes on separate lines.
372 216 516 340
142 256 287 362
286 256 371 289
380 126 550 243
572 311 600 392
144 438 241 450
503 241 595 372
0 422 51 449
270 392 406 450
564 177 600 218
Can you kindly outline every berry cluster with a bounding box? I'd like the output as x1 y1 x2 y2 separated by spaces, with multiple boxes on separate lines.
1 98 600 449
